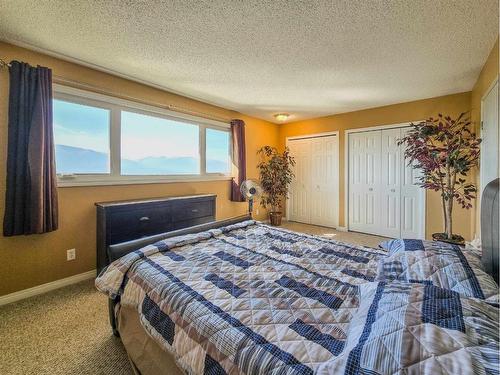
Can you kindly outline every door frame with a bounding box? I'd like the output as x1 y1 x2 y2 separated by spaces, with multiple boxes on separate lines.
479 76 499 195
285 131 340 228
478 77 499 238
344 122 426 237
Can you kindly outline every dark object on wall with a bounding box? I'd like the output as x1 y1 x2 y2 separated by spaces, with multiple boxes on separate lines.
230 119 246 202
95 194 216 274
481 178 499 284
3 61 58 236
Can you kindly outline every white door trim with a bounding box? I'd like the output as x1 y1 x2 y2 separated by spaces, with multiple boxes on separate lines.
481 76 499 102
286 131 340 228
480 76 499 193
344 122 426 237
287 131 340 140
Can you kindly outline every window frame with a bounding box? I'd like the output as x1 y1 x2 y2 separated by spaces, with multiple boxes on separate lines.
53 84 233 187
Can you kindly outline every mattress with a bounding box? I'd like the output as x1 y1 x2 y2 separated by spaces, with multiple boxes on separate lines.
96 220 499 374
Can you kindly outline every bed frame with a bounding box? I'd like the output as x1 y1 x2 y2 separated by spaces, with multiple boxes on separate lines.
105 214 252 336
481 178 499 284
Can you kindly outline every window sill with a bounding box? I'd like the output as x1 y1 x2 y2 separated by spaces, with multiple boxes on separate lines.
57 175 234 187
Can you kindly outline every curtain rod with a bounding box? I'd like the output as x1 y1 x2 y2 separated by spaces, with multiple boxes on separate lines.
0 58 232 124
0 58 11 68
53 76 232 124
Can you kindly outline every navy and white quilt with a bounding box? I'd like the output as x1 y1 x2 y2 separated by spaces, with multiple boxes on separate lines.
96 221 499 374
377 239 499 302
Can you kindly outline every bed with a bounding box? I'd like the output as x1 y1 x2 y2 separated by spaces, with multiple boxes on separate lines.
96 181 499 375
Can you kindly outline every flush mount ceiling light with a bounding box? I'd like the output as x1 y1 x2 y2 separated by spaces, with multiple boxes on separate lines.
274 113 290 122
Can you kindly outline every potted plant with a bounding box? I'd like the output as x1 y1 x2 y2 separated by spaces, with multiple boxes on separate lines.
257 146 295 226
399 113 481 245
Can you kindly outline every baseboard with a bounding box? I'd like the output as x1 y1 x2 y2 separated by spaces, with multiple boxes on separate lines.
0 269 96 306
336 226 348 232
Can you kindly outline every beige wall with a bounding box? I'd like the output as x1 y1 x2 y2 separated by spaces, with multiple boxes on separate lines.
279 92 473 240
1 37 497 297
0 42 279 296
470 38 499 236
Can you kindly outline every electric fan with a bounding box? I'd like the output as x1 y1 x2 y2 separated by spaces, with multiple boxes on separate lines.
240 180 263 217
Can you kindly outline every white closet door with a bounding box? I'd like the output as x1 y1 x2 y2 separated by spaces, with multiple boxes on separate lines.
310 136 339 227
288 139 311 223
379 128 401 238
400 127 425 239
480 81 499 195
348 127 425 239
348 131 382 235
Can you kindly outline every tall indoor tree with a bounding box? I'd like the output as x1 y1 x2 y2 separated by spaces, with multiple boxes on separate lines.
399 113 481 244
257 146 295 226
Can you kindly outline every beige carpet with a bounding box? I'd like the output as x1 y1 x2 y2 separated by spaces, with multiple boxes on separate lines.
0 223 385 375
0 280 133 375
280 221 388 248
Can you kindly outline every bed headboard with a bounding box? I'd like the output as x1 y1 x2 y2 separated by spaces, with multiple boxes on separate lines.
481 178 499 284
107 214 252 265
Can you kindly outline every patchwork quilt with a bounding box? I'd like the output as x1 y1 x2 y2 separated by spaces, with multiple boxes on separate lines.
377 239 499 301
96 221 499 374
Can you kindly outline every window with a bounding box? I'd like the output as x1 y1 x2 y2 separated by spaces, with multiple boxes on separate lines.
121 111 199 175
52 85 232 186
206 128 230 174
53 100 110 174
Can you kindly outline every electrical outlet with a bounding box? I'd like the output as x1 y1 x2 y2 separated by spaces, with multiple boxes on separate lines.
256 209 260 215
66 248 76 261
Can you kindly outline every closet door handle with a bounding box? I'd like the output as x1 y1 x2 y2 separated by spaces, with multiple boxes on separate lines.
390 189 396 192
368 188 373 192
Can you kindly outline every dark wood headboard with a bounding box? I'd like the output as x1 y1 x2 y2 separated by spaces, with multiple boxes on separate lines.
481 178 499 284
107 214 252 265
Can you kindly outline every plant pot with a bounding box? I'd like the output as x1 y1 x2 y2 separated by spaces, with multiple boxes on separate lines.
432 232 465 246
269 212 282 226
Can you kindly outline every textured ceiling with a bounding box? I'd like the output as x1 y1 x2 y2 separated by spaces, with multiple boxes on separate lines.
0 1 498 123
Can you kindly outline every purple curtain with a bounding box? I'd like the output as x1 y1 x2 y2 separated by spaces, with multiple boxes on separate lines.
3 61 58 236
230 119 246 202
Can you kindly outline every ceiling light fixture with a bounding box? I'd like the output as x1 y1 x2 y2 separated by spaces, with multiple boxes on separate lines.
274 113 290 122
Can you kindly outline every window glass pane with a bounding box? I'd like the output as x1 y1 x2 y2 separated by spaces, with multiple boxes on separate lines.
53 99 110 174
121 111 199 175
206 128 230 173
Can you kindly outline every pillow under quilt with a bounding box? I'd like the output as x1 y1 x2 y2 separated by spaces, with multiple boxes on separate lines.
377 239 499 301
379 238 459 254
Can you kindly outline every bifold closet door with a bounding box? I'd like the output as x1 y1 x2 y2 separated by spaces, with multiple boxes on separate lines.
348 131 382 235
379 128 401 238
288 139 312 223
400 127 425 239
348 128 425 239
310 136 339 227
288 135 339 227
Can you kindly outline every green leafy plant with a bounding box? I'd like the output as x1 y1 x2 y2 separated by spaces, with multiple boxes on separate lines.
257 146 295 213
398 113 481 242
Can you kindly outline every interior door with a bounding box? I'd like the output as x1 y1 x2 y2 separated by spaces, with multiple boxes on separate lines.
480 81 499 196
288 139 312 223
379 128 401 237
348 131 382 235
310 136 339 227
400 127 426 239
